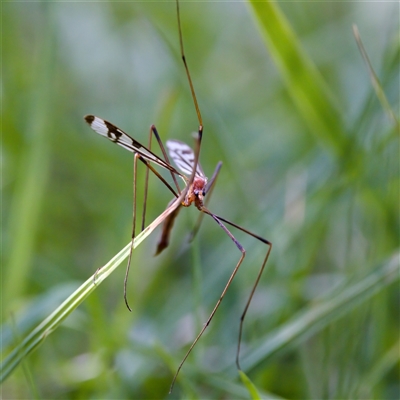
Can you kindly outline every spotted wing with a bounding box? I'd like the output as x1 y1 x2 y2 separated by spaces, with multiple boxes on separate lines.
166 139 206 178
85 115 177 173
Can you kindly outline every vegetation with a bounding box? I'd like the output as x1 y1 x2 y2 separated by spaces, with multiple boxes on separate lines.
3 1 399 399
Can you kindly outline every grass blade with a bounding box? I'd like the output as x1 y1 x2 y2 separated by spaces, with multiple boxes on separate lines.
353 24 400 130
1 196 182 383
248 0 348 155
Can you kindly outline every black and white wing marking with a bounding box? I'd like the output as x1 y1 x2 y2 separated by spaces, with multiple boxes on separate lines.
166 139 206 178
85 115 177 173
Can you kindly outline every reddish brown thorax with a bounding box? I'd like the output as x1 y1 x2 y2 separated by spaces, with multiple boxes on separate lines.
183 176 207 209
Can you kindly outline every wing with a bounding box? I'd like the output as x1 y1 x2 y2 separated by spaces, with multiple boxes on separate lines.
85 115 178 174
166 139 206 178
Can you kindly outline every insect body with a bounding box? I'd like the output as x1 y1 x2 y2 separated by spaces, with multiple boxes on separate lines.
85 0 272 393
166 140 207 208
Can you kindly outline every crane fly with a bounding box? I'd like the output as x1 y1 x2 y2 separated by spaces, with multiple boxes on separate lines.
84 0 272 393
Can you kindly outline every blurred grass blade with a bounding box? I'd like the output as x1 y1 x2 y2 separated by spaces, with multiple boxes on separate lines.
248 0 348 155
4 3 54 311
354 338 400 395
0 196 182 383
1 242 130 383
353 24 400 130
241 251 399 371
9 315 40 400
239 370 262 400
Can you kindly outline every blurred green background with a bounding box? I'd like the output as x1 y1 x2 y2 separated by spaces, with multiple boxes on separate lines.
2 1 399 399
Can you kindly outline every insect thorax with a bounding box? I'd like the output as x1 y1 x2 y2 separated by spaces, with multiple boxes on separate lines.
183 177 207 208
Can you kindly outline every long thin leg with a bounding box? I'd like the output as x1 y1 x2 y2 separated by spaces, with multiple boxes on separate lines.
150 125 182 194
147 124 186 255
155 136 206 254
142 125 182 231
169 211 245 392
204 161 223 196
124 153 140 311
141 128 152 231
175 1 204 265
212 214 272 368
169 208 272 392
138 158 179 199
172 1 269 389
176 0 203 134
126 129 184 308
92 154 179 287
236 243 272 368
188 161 223 242
175 0 204 200
156 132 204 255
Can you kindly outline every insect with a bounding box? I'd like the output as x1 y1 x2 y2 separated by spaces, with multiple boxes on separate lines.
85 0 272 392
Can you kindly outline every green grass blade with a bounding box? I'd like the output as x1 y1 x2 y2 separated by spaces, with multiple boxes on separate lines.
4 3 54 310
239 370 262 400
354 338 400 396
1 242 130 383
248 0 348 155
353 24 400 130
1 196 182 383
